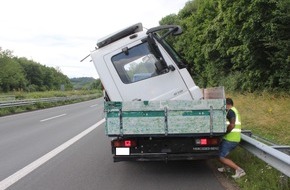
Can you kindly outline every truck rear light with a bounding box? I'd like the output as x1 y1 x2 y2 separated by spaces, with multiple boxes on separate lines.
195 138 220 146
200 138 207 145
208 138 219 145
124 140 132 147
112 139 137 147
113 141 123 147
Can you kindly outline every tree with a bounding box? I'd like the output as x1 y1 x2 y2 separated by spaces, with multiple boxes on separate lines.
213 0 290 91
0 56 27 92
0 48 73 92
90 79 102 90
159 0 290 92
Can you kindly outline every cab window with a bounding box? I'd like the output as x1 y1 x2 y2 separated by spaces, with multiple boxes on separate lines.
112 42 160 84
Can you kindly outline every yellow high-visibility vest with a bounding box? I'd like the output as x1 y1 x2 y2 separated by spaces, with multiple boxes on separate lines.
224 107 241 142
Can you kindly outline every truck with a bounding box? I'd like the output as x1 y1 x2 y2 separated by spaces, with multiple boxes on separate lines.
89 23 227 162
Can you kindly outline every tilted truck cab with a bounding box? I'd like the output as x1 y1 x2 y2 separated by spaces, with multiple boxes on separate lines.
90 23 203 101
90 23 227 162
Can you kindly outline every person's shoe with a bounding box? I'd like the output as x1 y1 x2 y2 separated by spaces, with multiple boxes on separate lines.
218 167 230 172
232 169 246 179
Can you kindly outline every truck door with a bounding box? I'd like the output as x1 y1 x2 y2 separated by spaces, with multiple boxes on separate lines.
104 40 194 101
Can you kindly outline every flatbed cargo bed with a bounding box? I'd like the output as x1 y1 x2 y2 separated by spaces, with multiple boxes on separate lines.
104 99 227 137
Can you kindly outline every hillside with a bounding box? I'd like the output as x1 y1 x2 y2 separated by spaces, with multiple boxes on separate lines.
70 77 97 90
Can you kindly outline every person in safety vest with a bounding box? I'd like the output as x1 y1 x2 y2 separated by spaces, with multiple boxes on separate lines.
217 98 246 179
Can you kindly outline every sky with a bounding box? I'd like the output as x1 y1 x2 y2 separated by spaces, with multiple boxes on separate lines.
0 0 189 79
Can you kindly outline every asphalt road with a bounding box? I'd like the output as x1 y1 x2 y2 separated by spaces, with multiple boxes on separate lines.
0 98 227 190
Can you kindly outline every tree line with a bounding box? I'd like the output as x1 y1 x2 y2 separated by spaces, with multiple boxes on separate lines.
160 0 290 92
0 48 73 92
0 48 103 93
70 77 102 90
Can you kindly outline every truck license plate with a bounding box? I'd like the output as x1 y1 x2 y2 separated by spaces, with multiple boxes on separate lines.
116 147 130 155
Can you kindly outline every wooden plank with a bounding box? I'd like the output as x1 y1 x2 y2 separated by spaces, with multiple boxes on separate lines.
203 86 225 99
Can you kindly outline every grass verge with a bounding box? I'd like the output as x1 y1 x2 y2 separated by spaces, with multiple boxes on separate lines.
213 92 290 190
0 90 103 116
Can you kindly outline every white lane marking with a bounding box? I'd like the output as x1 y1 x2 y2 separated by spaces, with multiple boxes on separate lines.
90 104 98 108
0 118 105 190
40 114 67 122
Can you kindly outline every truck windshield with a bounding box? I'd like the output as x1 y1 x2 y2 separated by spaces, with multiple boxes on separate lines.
112 42 161 84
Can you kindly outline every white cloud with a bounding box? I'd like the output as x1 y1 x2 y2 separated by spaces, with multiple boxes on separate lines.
0 0 189 78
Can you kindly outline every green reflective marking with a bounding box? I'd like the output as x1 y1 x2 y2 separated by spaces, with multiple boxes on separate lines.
104 101 122 110
107 112 119 117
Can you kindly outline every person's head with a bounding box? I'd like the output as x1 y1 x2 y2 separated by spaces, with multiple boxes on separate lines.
226 98 234 110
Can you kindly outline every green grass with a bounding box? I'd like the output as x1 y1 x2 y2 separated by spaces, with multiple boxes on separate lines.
10 89 101 99
230 92 290 145
0 90 103 116
233 148 289 190
220 92 290 190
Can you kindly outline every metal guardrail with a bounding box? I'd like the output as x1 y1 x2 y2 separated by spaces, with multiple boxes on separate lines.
240 133 290 177
0 95 96 108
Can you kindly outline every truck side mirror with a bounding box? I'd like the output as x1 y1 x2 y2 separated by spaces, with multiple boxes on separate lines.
171 26 182 36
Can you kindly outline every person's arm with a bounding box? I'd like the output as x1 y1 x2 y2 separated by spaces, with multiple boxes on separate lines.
226 109 236 133
226 118 235 133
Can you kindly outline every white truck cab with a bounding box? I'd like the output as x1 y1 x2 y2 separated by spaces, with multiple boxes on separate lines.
90 23 203 101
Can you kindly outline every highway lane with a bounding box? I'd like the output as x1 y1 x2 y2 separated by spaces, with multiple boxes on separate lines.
7 122 225 190
0 98 104 182
0 98 227 190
